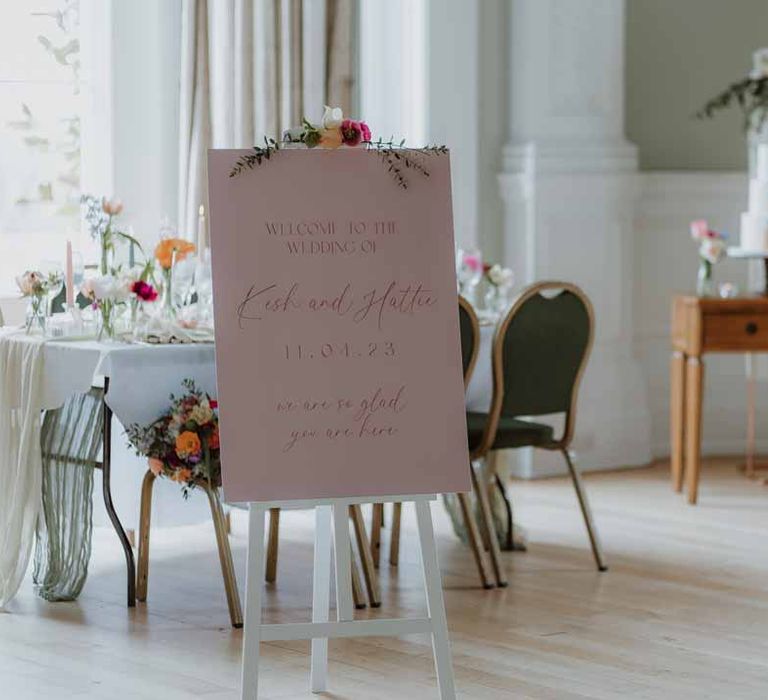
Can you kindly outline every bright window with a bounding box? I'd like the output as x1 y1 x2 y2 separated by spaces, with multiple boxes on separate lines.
0 0 100 296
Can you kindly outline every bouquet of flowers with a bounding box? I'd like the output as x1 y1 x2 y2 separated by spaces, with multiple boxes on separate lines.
289 105 372 149
126 379 220 497
690 219 727 264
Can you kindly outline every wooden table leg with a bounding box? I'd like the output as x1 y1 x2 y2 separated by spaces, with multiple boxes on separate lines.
684 356 704 505
670 350 686 492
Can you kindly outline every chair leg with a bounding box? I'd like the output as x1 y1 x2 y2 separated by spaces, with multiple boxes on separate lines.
350 505 382 607
265 508 280 583
457 491 494 589
561 449 608 572
389 502 402 566
471 462 508 587
350 543 367 610
370 503 383 568
202 482 244 627
136 470 156 602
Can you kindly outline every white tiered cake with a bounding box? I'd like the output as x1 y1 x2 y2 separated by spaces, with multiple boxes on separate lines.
740 144 768 252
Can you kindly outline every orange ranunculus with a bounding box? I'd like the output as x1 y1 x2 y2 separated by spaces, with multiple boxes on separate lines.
175 430 201 458
208 428 219 450
148 457 164 476
318 127 343 149
155 238 196 269
170 467 193 483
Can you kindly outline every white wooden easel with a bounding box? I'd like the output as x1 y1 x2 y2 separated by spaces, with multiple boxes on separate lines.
239 495 456 699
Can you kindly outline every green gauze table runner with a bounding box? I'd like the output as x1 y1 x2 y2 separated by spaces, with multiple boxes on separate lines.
33 388 104 601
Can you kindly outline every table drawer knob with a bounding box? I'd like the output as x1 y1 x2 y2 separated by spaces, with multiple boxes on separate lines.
746 321 759 335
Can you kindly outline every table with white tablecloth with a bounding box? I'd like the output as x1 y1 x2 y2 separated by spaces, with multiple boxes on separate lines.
0 318 503 609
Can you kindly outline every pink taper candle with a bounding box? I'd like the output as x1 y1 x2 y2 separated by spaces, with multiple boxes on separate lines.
65 240 74 308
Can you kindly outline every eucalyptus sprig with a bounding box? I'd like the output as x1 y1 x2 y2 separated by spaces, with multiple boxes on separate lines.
228 133 448 189
366 138 449 189
696 76 768 132
229 137 281 177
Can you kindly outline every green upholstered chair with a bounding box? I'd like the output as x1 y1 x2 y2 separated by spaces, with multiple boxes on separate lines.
470 281 607 572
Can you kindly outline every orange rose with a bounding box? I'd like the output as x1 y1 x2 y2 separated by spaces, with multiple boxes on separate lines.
175 430 201 458
155 238 196 269
208 428 219 450
148 457 164 477
170 468 193 483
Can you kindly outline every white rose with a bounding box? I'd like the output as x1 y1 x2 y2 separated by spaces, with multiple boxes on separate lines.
321 105 343 130
488 264 514 288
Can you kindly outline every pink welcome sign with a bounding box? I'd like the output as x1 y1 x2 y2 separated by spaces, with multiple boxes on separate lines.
208 148 469 502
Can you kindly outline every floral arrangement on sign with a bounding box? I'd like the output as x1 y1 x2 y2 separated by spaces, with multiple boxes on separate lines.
690 219 727 296
697 48 768 132
125 379 220 497
229 105 448 189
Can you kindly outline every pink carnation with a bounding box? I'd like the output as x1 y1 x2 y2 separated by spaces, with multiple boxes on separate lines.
131 280 158 302
360 121 372 143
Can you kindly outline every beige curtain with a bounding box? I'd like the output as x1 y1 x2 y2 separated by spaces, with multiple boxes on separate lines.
178 0 355 240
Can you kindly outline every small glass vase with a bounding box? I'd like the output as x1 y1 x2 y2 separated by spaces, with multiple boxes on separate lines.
96 300 117 341
484 284 511 315
25 295 46 334
697 259 715 297
159 268 176 322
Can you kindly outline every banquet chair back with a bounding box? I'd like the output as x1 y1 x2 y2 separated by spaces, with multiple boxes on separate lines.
474 281 606 572
485 281 593 451
458 295 480 385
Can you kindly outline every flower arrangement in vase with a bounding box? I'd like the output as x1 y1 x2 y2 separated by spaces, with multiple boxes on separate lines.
126 379 220 498
690 219 727 296
17 270 54 333
154 237 196 321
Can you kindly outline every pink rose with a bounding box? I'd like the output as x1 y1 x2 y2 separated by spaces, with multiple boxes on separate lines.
360 121 372 143
341 119 363 147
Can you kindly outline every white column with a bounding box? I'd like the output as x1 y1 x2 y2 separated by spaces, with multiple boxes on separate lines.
499 0 651 477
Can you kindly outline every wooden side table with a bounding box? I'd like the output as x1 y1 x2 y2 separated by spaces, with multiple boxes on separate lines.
671 295 768 503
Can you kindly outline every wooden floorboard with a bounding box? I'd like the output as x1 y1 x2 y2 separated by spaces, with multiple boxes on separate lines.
1 459 766 699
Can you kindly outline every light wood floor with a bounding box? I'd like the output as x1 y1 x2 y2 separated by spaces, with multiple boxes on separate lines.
2 459 767 699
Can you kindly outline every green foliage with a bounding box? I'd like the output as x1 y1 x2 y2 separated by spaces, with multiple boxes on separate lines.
697 77 768 132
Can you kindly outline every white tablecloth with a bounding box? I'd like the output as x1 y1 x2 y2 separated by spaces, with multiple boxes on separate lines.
465 323 495 412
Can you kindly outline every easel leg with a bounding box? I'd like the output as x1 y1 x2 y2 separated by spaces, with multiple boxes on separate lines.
241 504 266 700
414 501 457 700
332 504 354 621
310 505 332 693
